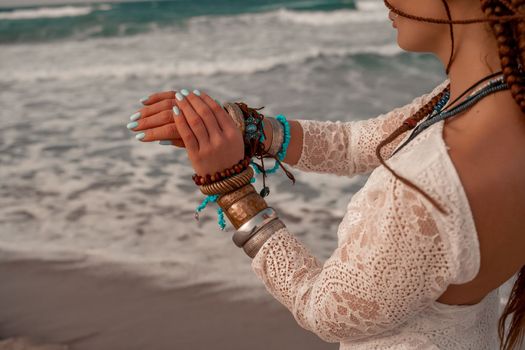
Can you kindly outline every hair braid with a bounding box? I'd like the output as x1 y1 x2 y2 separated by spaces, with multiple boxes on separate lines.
500 0 521 13
480 3 525 349
375 88 450 215
483 0 525 112
509 0 525 109
500 266 525 350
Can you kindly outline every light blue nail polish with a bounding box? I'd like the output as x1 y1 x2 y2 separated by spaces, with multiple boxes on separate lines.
159 140 172 145
136 132 145 140
127 121 138 130
176 92 184 101
130 112 141 121
214 99 221 105
181 89 190 96
140 96 149 104
173 106 180 116
193 89 201 96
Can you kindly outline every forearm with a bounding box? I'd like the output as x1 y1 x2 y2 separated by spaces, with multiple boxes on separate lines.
262 118 303 167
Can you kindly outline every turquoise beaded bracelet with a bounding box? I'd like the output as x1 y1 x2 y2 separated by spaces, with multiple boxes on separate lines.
250 114 291 176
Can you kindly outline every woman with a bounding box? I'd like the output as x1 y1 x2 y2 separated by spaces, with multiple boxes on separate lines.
125 0 524 348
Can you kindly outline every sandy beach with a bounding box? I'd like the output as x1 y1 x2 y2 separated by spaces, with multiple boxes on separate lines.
0 251 519 350
0 254 337 350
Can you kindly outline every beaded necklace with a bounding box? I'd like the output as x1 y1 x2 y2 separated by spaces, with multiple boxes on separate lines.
391 72 508 156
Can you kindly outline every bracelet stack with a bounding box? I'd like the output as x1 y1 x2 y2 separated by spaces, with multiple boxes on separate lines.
191 100 294 258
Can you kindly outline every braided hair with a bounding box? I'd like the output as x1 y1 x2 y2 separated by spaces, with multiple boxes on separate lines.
381 1 525 349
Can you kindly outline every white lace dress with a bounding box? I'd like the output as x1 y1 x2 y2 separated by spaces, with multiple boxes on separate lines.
250 78 500 349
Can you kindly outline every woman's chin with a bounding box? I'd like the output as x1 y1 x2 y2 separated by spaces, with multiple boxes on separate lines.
395 34 419 53
395 35 408 52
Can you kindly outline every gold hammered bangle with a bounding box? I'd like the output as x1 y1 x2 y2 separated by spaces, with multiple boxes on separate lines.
217 184 268 229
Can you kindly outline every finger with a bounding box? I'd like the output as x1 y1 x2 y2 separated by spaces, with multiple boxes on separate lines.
183 90 223 140
173 139 185 148
197 90 237 133
136 122 180 142
159 138 185 148
174 91 209 148
140 91 177 106
130 98 176 122
129 110 178 134
173 105 199 154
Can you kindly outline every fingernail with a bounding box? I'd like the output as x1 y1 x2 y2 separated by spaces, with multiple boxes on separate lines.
173 106 180 116
136 132 145 140
176 92 184 101
159 140 172 145
140 96 149 104
130 112 141 121
214 99 221 105
127 121 138 130
181 89 190 96
193 89 201 96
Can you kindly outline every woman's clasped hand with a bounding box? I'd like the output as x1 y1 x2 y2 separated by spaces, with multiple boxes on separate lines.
125 88 246 178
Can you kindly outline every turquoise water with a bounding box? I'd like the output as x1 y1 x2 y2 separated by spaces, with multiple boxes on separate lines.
0 0 356 43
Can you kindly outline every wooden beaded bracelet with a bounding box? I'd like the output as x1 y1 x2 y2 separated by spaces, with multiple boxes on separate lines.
191 155 251 186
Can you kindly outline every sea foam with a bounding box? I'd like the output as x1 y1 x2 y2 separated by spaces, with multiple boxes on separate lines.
275 4 387 26
0 5 110 20
0 42 401 83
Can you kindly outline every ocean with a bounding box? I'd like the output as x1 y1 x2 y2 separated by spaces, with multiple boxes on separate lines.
0 0 449 299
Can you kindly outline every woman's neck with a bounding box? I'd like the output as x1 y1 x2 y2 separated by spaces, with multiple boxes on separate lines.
434 21 525 129
441 24 503 107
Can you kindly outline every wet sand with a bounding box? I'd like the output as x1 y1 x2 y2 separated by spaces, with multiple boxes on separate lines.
0 257 337 350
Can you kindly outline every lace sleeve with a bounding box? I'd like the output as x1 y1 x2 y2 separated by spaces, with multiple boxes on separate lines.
291 79 450 177
250 168 457 343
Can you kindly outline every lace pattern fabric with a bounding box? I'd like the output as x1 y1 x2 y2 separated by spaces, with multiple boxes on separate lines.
290 79 451 177
250 79 498 348
252 162 455 344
